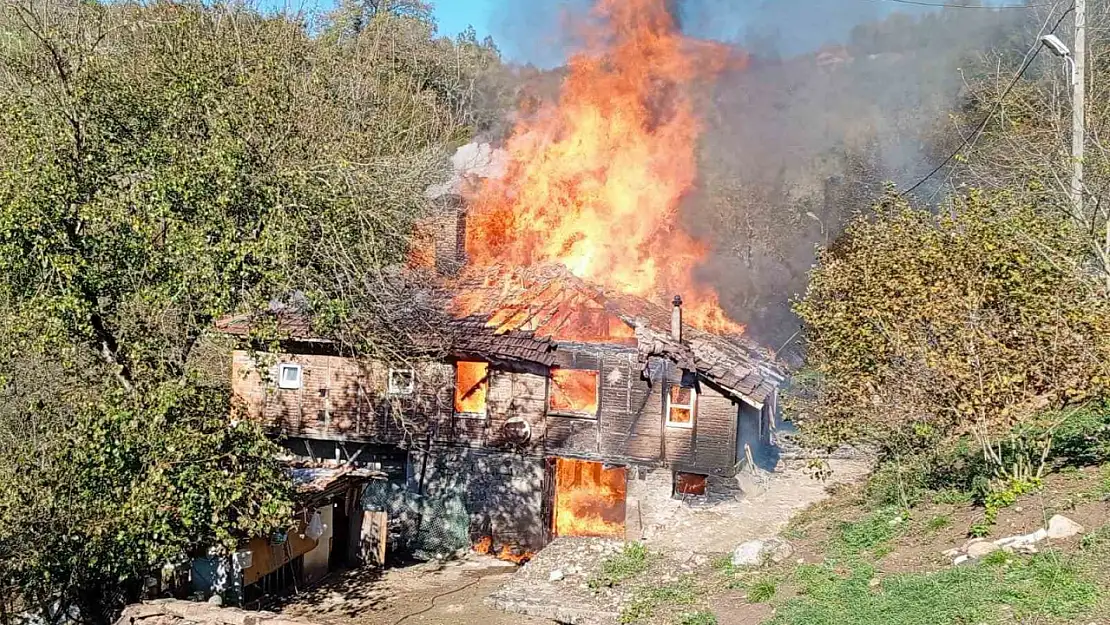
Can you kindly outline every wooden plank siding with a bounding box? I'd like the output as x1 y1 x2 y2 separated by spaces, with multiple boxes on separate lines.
232 346 743 473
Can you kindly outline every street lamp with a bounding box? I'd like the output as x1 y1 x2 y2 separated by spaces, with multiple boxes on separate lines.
1040 34 1076 85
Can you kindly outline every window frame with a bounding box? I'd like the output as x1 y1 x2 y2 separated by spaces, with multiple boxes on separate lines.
546 367 601 419
277 363 303 390
664 383 697 429
673 471 708 497
453 360 489 418
387 368 415 396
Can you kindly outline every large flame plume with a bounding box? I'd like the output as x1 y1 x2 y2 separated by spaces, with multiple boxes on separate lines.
464 0 745 334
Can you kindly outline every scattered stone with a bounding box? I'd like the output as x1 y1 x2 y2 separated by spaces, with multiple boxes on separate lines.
765 538 795 564
953 554 970 566
732 540 765 567
1046 515 1084 539
549 569 565 582
1014 506 1023 512
731 538 794 567
961 537 986 552
868 578 881 588
967 541 1000 559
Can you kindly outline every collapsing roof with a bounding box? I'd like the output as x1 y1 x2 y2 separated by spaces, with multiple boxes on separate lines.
215 263 784 407
448 264 784 406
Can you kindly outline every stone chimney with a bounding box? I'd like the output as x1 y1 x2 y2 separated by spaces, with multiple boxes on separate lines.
433 194 466 276
671 295 683 342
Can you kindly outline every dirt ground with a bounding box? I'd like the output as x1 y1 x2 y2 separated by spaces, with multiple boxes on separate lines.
275 557 555 625
642 457 872 556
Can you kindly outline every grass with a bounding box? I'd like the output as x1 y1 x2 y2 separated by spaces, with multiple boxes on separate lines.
930 488 974 506
765 554 1098 625
590 542 653 589
677 610 717 625
619 576 700 624
923 514 952 533
747 577 777 603
832 506 905 556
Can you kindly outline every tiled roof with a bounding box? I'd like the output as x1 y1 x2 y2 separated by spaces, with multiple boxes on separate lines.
214 264 784 405
449 264 784 405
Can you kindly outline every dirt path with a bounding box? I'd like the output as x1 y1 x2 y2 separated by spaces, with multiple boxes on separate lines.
642 458 871 556
276 558 554 625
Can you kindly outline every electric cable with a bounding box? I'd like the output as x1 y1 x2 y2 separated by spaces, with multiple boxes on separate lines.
899 4 1075 195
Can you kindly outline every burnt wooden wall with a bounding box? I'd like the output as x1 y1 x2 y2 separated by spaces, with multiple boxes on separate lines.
232 345 744 473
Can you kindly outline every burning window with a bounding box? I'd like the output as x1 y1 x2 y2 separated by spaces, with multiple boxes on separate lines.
454 361 488 416
548 368 599 417
673 472 707 497
665 383 696 428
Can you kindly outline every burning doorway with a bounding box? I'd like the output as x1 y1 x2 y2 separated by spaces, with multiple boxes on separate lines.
548 458 627 538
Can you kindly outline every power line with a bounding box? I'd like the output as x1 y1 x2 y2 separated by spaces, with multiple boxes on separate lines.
862 0 1056 8
900 5 1075 196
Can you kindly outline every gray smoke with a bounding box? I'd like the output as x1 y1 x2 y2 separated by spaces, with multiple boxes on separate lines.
483 0 1044 355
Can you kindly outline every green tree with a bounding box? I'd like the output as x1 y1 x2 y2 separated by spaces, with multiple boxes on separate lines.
0 0 501 621
793 191 1110 467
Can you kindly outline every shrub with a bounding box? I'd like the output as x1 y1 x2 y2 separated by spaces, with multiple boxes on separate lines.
793 192 1110 479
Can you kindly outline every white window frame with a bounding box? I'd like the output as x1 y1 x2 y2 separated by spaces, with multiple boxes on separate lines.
388 368 415 395
665 384 696 429
277 363 303 390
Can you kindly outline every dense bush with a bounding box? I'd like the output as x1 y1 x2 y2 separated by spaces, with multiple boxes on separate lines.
793 191 1110 464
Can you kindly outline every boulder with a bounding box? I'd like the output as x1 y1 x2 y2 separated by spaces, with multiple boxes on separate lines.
967 541 1000 559
732 538 793 567
1046 515 1084 539
731 540 765 567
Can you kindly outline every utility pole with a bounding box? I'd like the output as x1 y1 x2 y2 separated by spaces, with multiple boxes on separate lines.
1072 0 1085 218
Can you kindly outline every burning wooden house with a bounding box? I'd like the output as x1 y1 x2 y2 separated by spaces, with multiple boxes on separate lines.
217 0 787 580
217 261 784 565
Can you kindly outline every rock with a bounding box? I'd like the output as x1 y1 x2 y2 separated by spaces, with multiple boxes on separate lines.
731 540 766 567
953 554 971 566
868 578 881 588
941 547 960 558
207 595 223 606
765 538 795 564
967 541 1000 559
961 537 986 551
548 569 565 582
1046 515 1084 539
732 538 794 567
995 528 1047 549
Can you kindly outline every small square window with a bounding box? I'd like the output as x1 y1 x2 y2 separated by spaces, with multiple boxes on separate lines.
277 363 302 390
665 383 696 428
388 369 415 395
673 472 707 497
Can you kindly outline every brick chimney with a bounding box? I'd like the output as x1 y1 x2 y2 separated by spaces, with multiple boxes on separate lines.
671 295 683 342
432 194 466 276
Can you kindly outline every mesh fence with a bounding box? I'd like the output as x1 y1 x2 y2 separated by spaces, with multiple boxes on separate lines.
363 479 471 559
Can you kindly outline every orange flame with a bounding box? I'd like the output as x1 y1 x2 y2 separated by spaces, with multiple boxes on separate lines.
553 458 627 538
464 0 745 335
473 536 534 565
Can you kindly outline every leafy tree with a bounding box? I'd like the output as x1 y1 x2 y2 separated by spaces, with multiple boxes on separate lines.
0 0 500 621
792 191 1110 474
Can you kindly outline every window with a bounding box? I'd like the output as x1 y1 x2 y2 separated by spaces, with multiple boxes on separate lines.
548 368 600 417
388 369 415 395
277 363 302 390
454 361 488 416
673 472 707 497
665 383 696 428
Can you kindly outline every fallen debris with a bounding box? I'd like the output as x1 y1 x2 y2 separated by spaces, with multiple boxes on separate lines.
942 514 1084 564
